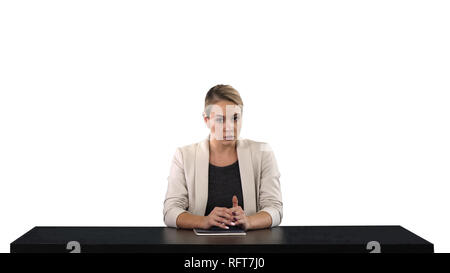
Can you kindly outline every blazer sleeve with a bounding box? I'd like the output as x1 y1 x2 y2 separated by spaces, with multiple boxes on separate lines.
258 145 283 227
163 148 189 228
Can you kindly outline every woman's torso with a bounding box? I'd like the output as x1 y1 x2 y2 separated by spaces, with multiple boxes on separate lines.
204 159 244 216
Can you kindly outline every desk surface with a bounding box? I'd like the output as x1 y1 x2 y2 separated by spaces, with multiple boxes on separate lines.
10 225 433 253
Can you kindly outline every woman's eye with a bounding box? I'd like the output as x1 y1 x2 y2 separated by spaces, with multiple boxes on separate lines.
214 116 239 122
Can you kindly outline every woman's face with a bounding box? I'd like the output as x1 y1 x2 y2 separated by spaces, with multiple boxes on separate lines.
204 100 242 145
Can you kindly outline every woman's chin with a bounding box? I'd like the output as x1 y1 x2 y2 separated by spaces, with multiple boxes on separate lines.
211 135 237 142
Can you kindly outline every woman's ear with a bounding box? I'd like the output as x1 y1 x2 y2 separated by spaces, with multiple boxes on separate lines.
203 112 210 128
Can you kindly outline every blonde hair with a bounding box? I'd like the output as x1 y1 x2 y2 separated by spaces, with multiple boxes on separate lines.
204 84 244 118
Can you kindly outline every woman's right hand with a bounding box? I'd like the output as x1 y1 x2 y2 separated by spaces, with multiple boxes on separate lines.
201 207 235 229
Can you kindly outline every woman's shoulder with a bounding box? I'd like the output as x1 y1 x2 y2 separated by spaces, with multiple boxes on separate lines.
177 141 201 154
177 137 208 154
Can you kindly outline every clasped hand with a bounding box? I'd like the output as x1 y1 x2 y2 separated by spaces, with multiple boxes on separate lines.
202 195 250 230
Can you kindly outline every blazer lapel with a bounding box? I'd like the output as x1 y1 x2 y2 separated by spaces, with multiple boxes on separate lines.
193 134 257 216
194 135 210 216
236 138 257 215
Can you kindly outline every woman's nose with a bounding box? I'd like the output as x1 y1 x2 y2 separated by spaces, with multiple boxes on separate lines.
225 120 234 131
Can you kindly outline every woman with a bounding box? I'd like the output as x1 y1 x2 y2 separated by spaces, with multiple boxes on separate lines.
163 84 283 230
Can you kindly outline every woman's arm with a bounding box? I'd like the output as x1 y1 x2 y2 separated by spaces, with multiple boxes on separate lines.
177 208 234 229
230 196 272 230
176 212 205 229
258 144 283 227
178 210 272 230
248 211 272 229
163 148 190 228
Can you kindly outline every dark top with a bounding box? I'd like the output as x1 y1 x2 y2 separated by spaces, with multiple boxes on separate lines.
204 160 244 216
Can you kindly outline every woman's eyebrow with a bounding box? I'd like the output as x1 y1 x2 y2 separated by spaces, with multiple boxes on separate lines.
214 113 240 118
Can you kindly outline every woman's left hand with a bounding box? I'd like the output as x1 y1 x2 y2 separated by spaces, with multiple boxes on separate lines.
230 195 251 231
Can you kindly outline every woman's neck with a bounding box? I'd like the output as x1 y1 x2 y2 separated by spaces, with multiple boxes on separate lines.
209 138 237 155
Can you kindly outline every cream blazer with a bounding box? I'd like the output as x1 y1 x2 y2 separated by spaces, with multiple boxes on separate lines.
163 135 283 228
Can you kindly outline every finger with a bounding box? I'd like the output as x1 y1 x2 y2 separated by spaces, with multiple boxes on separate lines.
229 206 242 211
214 207 229 213
214 216 233 226
214 209 232 221
235 219 247 225
212 219 230 229
217 208 233 219
215 211 232 221
224 208 233 216
212 207 220 214
230 206 243 216
232 195 238 207
234 207 244 214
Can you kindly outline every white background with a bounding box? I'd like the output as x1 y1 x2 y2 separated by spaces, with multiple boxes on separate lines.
1 0 449 253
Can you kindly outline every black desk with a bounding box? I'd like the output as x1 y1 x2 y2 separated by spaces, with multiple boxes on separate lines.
10 225 433 253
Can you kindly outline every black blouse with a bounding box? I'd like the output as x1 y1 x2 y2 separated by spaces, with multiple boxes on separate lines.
204 160 245 216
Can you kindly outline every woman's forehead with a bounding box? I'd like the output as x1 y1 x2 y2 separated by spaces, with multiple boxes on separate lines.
210 106 242 116
211 101 241 110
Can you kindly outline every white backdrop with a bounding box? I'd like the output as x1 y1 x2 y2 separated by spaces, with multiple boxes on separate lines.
1 0 449 253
